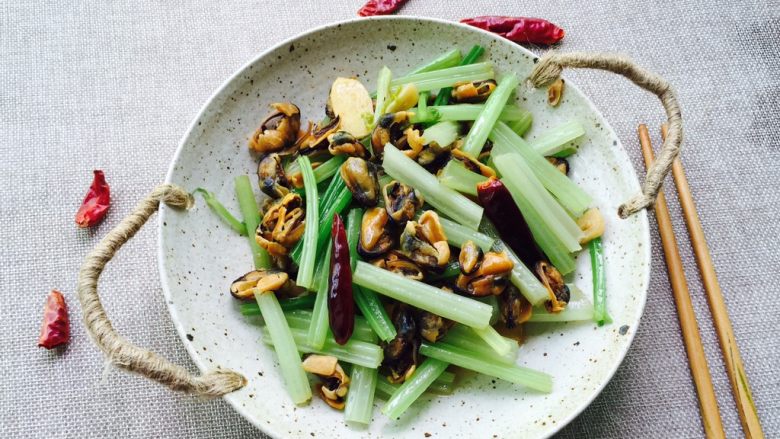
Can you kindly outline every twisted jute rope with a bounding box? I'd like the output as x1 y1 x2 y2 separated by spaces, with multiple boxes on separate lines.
76 184 247 397
528 51 683 218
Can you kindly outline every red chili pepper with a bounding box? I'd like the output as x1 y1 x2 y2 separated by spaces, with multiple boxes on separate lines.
358 0 409 16
75 170 110 228
476 178 544 267
38 290 70 349
461 16 565 45
328 213 355 345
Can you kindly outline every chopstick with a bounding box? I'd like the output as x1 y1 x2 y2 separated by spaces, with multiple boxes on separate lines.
661 125 764 438
638 124 726 438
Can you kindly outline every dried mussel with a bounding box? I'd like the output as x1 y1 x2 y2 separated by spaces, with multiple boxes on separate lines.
383 180 423 224
299 116 340 154
255 193 305 257
328 131 368 158
535 261 570 313
399 211 450 271
358 207 395 259
500 285 532 328
451 79 497 103
451 149 496 178
302 355 350 410
456 250 514 297
370 111 418 158
370 251 424 281
546 156 569 175
381 305 420 383
249 103 300 153
230 268 291 300
458 240 483 275
417 309 453 343
257 153 289 199
340 157 379 207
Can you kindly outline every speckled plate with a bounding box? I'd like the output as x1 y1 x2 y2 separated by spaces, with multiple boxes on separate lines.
159 16 650 439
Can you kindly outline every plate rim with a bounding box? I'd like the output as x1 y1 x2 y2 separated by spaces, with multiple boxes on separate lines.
158 15 651 438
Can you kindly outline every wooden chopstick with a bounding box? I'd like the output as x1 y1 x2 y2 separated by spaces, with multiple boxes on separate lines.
638 124 726 438
661 124 764 438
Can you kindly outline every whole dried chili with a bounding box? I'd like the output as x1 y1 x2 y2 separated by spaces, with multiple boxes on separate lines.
38 290 70 349
460 16 565 45
75 170 110 228
476 178 544 267
328 213 355 345
357 0 409 16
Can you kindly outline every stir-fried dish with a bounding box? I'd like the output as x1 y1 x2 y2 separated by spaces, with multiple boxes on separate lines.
198 45 610 423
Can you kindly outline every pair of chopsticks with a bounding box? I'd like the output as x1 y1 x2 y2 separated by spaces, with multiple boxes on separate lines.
638 125 764 439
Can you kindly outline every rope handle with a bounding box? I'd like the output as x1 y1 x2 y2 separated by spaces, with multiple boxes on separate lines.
76 184 246 397
528 51 683 218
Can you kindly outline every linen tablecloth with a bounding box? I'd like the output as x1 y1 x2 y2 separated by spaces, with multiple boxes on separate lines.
2 0 778 437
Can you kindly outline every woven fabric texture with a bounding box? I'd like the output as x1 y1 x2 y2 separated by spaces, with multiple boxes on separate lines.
1 0 778 437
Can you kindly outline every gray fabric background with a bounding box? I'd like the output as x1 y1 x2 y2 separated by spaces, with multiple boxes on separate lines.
1 0 778 437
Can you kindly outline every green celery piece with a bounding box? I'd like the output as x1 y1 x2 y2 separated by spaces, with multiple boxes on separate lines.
260 326 383 368
528 285 596 323
530 120 586 157
389 62 494 93
372 66 392 125
307 244 331 350
433 44 484 106
461 74 519 157
234 176 271 268
410 104 530 124
313 155 346 183
442 324 518 364
589 238 611 325
437 215 494 251
422 120 459 147
382 358 449 419
194 188 247 235
295 156 319 289
240 294 316 316
344 365 378 424
407 48 462 75
438 160 487 196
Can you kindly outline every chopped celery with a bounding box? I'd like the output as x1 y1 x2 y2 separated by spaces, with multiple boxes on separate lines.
438 160 487 196
313 155 346 183
426 261 460 281
530 120 586 157
407 47 462 75
353 261 492 329
461 74 519 156
437 215 494 251
529 285 595 323
422 121 459 147
433 45 484 106
390 62 494 93
491 122 592 216
194 188 247 235
589 238 611 325
344 365 378 424
345 208 363 271
471 324 513 356
290 176 352 264
373 66 392 125
234 176 271 269
383 144 483 230
307 245 331 349
442 324 518 364
507 112 533 136
382 358 449 419
477 294 500 325
374 375 455 399
420 342 552 393
416 91 430 121
295 156 319 289
284 309 377 343
410 104 530 124
240 294 316 316
260 326 383 368
255 291 311 404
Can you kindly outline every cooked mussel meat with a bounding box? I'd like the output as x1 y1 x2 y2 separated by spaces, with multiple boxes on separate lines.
451 149 496 178
399 211 450 270
535 261 570 313
358 207 395 259
370 111 413 158
546 156 569 175
458 240 483 275
416 298 454 343
451 79 497 103
576 207 604 245
370 251 424 281
230 268 291 300
383 180 423 224
302 355 350 410
456 251 514 297
381 304 420 383
500 285 532 328
340 157 379 207
255 193 305 257
257 153 289 199
249 103 300 153
299 116 340 154
328 131 368 158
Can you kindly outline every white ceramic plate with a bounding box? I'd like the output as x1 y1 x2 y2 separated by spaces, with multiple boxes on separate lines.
159 16 650 439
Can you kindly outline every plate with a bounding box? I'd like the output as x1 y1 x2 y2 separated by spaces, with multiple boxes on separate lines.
159 16 650 438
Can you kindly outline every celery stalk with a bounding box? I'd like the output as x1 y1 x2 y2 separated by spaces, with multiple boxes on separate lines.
461 74 519 157
491 122 592 216
313 155 346 183
419 342 552 393
234 176 271 268
240 294 317 316
529 285 595 323
307 245 331 349
390 62 494 93
344 365 378 424
443 324 518 364
382 358 449 419
260 326 383 368
284 309 377 343
438 160 487 196
407 48 462 75
470 323 513 356
353 261 492 329
437 216 494 251
507 112 533 136
432 44 484 106
290 176 351 264
295 156 319 289
589 238 611 325
194 188 247 235
410 104 530 124
496 240 551 305
375 375 455 399
373 67 392 125
422 121 459 147
530 120 586 157
255 291 311 404
382 144 483 230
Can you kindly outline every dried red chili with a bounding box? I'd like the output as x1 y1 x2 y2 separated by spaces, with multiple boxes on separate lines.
460 16 565 45
75 170 110 228
38 290 70 349
328 213 355 345
358 0 409 16
476 178 544 267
